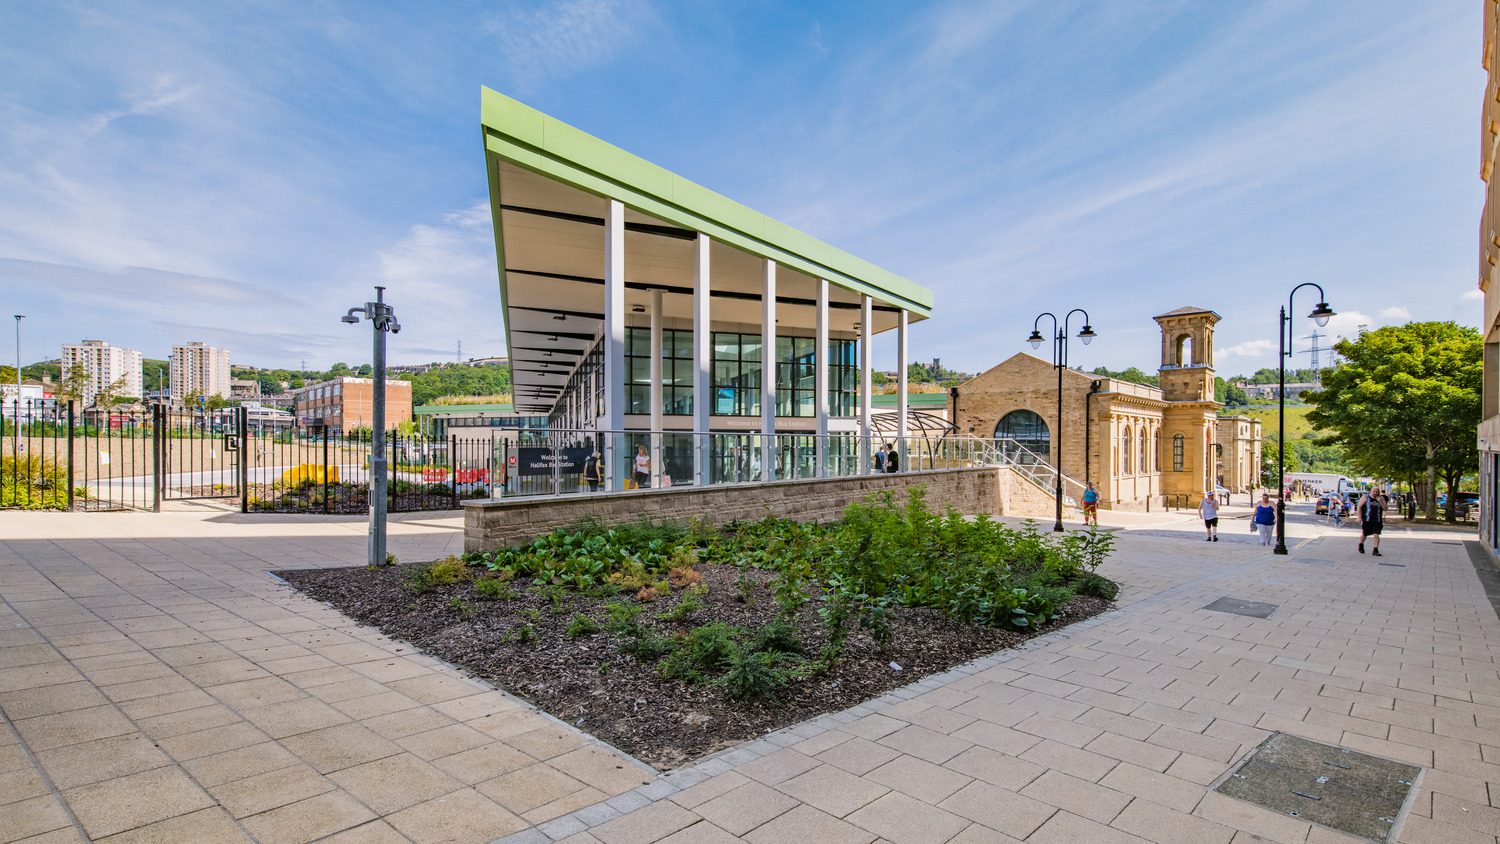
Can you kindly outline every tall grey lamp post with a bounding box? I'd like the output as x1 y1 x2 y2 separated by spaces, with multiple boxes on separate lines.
1273 285 1334 555
343 287 401 567
12 315 23 420
1027 309 1096 532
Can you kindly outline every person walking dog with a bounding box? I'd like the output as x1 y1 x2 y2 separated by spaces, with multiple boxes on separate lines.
1253 493 1277 546
1198 490 1220 542
1358 488 1385 556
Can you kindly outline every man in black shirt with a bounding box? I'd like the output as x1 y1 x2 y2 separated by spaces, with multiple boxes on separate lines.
1358 489 1384 557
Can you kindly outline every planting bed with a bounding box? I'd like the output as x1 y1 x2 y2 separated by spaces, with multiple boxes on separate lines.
280 490 1117 769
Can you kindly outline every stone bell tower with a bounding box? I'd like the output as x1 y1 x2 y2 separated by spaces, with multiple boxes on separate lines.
1154 307 1223 498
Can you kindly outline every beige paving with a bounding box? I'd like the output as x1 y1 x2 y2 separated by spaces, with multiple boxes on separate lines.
497 511 1500 844
0 509 650 844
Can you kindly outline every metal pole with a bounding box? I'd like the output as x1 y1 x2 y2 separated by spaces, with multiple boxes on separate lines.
239 406 249 513
1274 305 1288 555
1054 330 1064 532
12 315 22 425
66 402 74 511
322 426 331 515
369 287 389 567
151 404 162 513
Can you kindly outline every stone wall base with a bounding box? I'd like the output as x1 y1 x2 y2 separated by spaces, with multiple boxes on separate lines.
464 467 1025 553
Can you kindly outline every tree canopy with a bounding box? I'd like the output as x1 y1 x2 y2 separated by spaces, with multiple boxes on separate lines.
1305 321 1480 518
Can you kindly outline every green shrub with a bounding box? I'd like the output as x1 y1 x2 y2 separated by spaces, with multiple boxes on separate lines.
473 577 517 601
566 614 600 638
403 556 470 594
1074 572 1119 600
659 622 741 682
0 455 69 510
657 585 706 624
750 618 802 655
717 648 791 701
449 596 476 619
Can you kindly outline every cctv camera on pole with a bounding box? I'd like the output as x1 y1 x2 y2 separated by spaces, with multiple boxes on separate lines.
342 287 401 567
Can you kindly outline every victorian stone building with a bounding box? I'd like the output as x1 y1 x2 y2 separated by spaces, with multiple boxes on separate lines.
950 306 1261 510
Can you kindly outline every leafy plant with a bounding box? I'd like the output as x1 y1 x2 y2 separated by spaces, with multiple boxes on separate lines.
473 577 517 601
657 585 707 624
403 556 471 594
660 622 741 682
1074 572 1119 600
749 618 802 655
448 596 476 619
717 648 791 702
566 614 600 638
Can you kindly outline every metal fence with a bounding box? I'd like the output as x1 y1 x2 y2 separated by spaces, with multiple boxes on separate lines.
4 404 1068 515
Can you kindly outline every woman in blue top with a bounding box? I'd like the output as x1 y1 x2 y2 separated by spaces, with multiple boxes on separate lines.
1253 493 1277 546
1082 482 1099 527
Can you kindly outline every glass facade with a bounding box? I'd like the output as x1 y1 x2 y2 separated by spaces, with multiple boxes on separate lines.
544 331 862 428
995 409 1049 464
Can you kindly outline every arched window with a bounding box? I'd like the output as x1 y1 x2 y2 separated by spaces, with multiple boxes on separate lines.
1122 426 1132 474
1172 433 1185 472
1174 334 1193 367
995 410 1049 464
1140 426 1149 475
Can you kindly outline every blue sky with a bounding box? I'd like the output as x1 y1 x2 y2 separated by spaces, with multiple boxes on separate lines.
0 1 1484 378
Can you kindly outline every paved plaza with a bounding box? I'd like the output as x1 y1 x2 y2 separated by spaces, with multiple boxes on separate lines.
1 504 1497 843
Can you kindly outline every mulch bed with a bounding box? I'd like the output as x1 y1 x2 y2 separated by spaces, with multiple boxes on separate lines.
278 563 1110 769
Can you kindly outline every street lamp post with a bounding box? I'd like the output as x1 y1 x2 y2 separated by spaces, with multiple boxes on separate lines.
1273 284 1335 555
343 287 401 567
13 315 23 421
1027 309 1097 532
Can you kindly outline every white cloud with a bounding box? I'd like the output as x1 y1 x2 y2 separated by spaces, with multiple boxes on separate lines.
372 202 506 361
1220 339 1275 358
490 0 655 88
1377 306 1410 321
1463 288 1485 301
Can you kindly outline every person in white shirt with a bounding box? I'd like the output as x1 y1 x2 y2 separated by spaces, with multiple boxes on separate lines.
1198 491 1220 542
633 445 651 489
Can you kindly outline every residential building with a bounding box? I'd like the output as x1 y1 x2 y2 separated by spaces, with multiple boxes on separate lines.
293 377 412 434
1235 382 1317 400
950 307 1260 510
170 342 232 402
60 340 144 407
229 379 261 401
1481 0 1500 553
482 89 932 490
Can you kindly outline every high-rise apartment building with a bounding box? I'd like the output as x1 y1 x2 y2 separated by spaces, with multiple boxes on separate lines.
60 340 144 407
170 342 232 403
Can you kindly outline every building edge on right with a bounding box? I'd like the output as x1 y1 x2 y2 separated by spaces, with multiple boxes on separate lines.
1479 1 1500 555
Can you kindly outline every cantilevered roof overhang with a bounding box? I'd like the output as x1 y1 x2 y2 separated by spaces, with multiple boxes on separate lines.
481 87 934 413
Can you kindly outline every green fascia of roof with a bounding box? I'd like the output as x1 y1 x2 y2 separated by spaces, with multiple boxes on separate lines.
481 88 933 317
413 403 517 415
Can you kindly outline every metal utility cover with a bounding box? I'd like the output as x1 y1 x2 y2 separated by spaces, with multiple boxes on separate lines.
1215 733 1420 842
1203 597 1278 618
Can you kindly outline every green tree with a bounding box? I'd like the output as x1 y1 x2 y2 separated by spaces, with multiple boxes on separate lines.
1305 322 1480 521
1090 366 1158 387
58 366 90 406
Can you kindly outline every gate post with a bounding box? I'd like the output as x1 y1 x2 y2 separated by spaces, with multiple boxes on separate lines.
322 427 331 515
151 404 163 513
450 435 458 509
66 402 75 511
239 406 249 513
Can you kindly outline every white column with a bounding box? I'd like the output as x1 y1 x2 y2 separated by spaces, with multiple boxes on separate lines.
814 279 829 478
860 294 873 474
761 259 776 482
693 234 710 487
897 309 908 470
603 199 626 490
649 288 663 488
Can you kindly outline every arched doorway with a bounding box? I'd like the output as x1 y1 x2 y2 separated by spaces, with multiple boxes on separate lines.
994 410 1049 464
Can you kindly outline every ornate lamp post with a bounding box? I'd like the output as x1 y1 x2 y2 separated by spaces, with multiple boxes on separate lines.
342 287 401 567
1027 309 1096 532
1273 285 1334 555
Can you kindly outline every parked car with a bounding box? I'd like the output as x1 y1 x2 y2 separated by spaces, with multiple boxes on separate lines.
1315 494 1351 516
1452 491 1481 519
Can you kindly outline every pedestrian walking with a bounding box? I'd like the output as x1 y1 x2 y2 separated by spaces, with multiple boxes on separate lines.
1082 482 1100 527
1253 493 1277 546
1358 488 1385 556
873 444 887 473
1331 493 1344 528
582 451 602 492
885 443 900 473
1198 490 1220 542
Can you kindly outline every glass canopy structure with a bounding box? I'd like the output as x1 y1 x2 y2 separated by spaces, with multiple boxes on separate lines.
482 88 935 491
